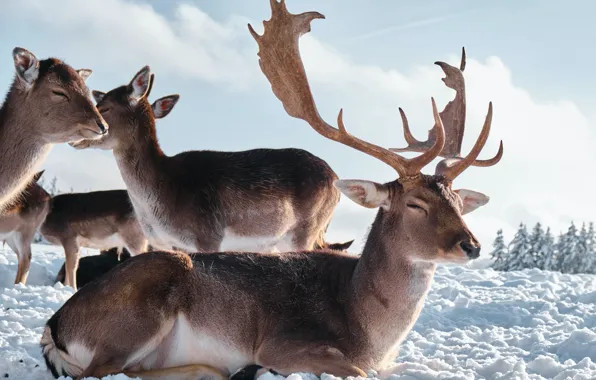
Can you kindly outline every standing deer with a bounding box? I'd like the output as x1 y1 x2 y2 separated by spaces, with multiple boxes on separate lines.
40 2 503 379
0 171 50 284
69 70 339 254
40 190 148 289
0 48 108 211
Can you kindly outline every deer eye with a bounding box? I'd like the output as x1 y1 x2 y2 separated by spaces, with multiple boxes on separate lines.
51 90 69 101
406 202 428 215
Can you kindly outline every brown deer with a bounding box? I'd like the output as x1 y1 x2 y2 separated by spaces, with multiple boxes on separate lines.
0 171 50 284
56 239 353 291
55 247 133 289
40 2 503 379
0 48 108 211
69 69 340 254
40 190 149 289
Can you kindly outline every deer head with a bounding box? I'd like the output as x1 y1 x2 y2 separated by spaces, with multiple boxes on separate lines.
249 0 503 263
8 48 108 143
69 68 179 151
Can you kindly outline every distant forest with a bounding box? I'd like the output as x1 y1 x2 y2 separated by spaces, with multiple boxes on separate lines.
490 222 596 274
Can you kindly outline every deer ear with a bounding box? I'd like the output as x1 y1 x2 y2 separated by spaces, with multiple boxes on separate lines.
32 170 45 182
152 95 180 119
335 180 390 210
128 65 152 103
92 90 106 104
77 69 92 82
13 47 39 86
454 189 489 215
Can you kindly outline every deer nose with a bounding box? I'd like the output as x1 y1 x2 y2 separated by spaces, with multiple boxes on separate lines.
460 240 480 259
97 120 108 135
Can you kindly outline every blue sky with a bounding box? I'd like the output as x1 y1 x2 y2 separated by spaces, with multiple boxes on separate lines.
1 0 595 253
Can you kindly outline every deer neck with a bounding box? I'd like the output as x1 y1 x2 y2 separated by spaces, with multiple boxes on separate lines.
112 123 167 211
350 209 436 366
0 89 52 210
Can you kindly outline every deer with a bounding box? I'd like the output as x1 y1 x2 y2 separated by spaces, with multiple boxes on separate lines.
68 68 340 255
0 170 50 284
0 47 108 211
40 2 504 379
56 239 353 291
40 189 149 289
55 247 133 289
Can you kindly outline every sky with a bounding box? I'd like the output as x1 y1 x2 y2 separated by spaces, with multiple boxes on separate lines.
1 0 595 255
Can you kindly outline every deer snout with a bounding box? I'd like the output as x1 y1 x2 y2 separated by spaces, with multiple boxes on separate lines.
96 119 108 135
459 240 480 259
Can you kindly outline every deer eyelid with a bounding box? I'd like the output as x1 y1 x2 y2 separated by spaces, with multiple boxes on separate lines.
51 89 69 101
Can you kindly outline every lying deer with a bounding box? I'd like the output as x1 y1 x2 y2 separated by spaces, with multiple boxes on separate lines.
0 48 107 211
41 2 503 379
40 190 148 289
0 171 50 284
55 247 132 289
69 68 340 254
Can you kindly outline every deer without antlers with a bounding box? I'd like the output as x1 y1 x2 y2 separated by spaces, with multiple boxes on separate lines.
0 171 50 284
69 70 340 254
40 190 149 290
41 2 503 379
0 48 107 211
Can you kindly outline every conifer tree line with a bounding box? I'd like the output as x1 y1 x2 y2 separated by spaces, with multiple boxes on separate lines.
490 222 596 274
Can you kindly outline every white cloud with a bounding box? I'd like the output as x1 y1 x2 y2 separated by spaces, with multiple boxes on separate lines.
3 0 595 255
1 0 256 89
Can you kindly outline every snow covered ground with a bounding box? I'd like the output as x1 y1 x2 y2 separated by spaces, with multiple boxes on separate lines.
0 244 595 380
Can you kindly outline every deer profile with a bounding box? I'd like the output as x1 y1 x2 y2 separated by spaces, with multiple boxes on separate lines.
40 190 149 289
40 2 503 379
0 48 108 211
69 71 340 254
0 171 50 284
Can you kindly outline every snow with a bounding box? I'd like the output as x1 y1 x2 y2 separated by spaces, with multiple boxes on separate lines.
0 245 595 380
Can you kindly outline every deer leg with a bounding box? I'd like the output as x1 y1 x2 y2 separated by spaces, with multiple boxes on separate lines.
256 341 366 378
123 364 228 380
286 219 322 251
62 239 80 290
122 234 149 256
6 237 23 284
14 232 33 284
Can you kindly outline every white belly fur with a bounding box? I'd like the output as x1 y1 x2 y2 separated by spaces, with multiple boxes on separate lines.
133 314 251 375
219 228 279 253
76 234 125 250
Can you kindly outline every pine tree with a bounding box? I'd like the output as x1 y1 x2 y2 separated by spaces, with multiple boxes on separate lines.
578 223 596 274
539 228 555 271
527 223 545 269
490 229 508 271
559 222 579 273
505 223 531 271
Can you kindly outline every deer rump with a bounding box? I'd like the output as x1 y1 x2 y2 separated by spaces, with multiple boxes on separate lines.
42 250 356 378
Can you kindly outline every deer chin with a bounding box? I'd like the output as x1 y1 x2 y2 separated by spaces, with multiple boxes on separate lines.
433 249 471 264
68 138 94 150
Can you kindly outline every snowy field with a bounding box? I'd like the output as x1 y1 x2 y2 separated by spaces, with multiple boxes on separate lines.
0 245 595 380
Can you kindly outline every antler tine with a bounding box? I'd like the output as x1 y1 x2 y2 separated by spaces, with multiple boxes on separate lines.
436 102 503 180
390 47 466 158
249 0 445 177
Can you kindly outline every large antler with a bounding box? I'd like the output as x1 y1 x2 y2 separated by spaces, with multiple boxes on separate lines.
390 47 503 174
249 0 444 177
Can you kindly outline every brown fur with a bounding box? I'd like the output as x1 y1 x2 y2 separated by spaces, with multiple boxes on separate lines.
70 68 340 253
0 48 107 211
42 175 484 379
41 190 148 289
0 171 50 283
